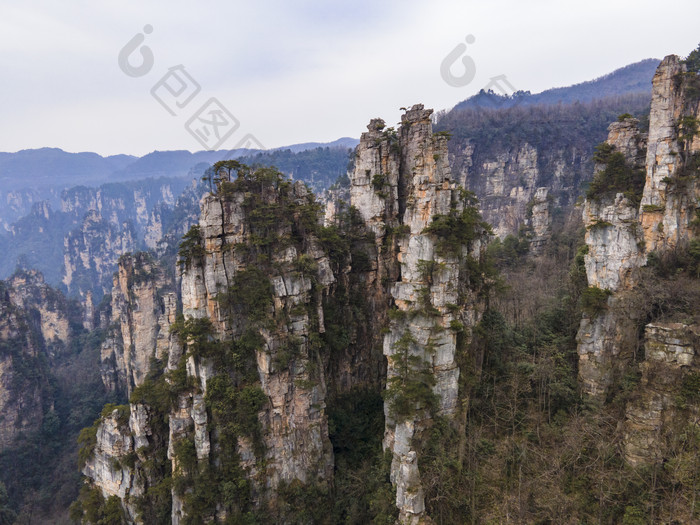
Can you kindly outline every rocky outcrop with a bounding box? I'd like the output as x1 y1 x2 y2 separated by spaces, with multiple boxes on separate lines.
639 56 700 252
577 56 699 410
0 188 62 233
352 105 487 523
320 183 350 227
86 173 340 522
82 408 137 507
63 211 137 327
528 187 551 253
580 117 649 293
61 181 180 245
0 348 44 451
6 269 78 358
623 322 700 466
82 402 164 523
581 194 645 292
0 275 62 450
180 180 336 490
451 142 546 239
576 100 659 396
80 106 487 523
100 253 179 396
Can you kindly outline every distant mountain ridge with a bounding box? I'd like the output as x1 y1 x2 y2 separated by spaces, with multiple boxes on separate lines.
0 137 359 192
454 58 660 110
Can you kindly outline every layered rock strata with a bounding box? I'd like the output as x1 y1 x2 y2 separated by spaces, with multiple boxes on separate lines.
352 105 486 523
577 56 700 397
623 322 700 466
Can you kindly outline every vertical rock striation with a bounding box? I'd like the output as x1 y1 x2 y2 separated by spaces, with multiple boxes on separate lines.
623 322 700 466
179 178 336 494
63 210 137 328
100 253 179 396
80 105 487 524
0 271 79 451
576 118 648 396
639 55 700 252
577 56 700 466
352 105 487 523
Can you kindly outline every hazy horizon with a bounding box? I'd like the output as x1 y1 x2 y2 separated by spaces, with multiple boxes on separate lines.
1 1 698 156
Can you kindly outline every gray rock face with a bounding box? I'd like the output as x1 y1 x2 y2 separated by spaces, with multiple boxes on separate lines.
83 105 480 523
177 179 336 512
0 271 80 451
352 105 486 523
639 55 693 253
452 142 542 238
60 182 178 248
82 404 156 522
82 409 135 502
450 139 579 248
6 269 74 357
582 193 645 292
623 322 700 466
576 301 638 398
320 183 350 226
0 354 43 451
528 187 551 253
100 253 179 396
577 56 700 408
576 117 648 396
62 210 137 327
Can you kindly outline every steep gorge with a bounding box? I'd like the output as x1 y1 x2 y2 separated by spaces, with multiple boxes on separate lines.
75 105 489 524
6 52 699 524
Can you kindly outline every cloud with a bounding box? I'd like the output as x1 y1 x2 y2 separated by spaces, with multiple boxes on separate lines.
1 0 699 155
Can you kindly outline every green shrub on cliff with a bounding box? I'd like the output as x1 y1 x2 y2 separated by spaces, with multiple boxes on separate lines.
682 42 700 73
586 143 645 205
384 332 438 420
218 267 274 324
423 204 489 257
178 224 205 268
580 286 612 316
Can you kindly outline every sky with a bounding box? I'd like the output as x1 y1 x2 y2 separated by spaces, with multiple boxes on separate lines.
1 0 699 157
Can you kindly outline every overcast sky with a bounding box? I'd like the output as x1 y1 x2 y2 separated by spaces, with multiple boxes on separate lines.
1 0 699 156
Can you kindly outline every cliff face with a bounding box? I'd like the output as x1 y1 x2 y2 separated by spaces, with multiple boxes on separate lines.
577 56 699 397
84 176 339 523
61 181 180 250
351 105 487 523
179 180 336 497
451 142 551 240
0 270 81 451
639 56 700 252
623 322 700 466
437 84 654 254
446 133 593 251
84 252 179 521
61 179 206 322
100 253 178 396
0 187 61 232
79 105 487 524
577 118 648 396
62 210 137 326
7 269 77 358
0 177 199 334
0 286 45 450
81 401 163 524
576 56 700 467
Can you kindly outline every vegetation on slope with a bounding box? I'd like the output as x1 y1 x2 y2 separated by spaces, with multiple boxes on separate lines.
452 59 658 111
586 142 646 205
0 287 116 523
